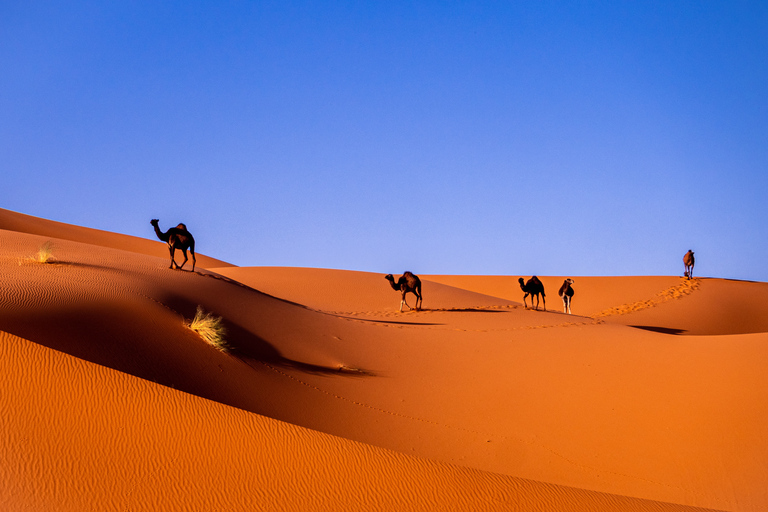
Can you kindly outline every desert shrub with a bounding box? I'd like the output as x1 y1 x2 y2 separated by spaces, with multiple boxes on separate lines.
188 306 229 352
20 241 55 265
35 241 55 263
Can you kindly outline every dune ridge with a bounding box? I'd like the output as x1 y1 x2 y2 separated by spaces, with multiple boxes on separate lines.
1 207 766 511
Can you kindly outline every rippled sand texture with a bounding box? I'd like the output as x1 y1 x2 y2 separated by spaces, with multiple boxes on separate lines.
1 207 766 511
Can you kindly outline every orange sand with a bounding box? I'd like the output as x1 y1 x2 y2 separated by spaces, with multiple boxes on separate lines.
1 207 766 511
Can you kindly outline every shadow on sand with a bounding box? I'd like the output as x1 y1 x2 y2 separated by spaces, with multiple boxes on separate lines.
630 325 687 335
222 319 374 377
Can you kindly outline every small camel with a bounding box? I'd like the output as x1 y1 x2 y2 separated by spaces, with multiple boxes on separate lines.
683 250 695 279
150 219 196 271
519 276 546 311
558 278 575 314
385 272 423 312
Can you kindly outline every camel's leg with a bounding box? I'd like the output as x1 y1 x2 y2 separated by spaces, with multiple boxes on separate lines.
168 246 177 269
410 290 421 311
523 293 528 309
178 248 189 270
542 294 546 311
190 249 196 272
563 296 567 313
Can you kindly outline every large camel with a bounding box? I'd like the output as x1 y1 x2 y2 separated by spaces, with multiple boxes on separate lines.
150 219 196 271
519 276 546 310
385 272 423 312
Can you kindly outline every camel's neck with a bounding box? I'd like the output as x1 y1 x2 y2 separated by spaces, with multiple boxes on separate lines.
153 224 170 242
387 279 400 291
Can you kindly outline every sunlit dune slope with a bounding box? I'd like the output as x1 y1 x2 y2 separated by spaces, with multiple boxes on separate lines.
1 209 766 511
2 331 720 512
426 275 768 335
210 266 520 313
0 207 232 268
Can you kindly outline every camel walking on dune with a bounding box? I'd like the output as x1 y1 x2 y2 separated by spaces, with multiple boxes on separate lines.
151 219 196 271
385 272 423 312
558 278 575 314
519 276 546 311
683 250 695 279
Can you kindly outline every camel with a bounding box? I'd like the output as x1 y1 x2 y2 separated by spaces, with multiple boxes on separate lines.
518 276 546 310
683 250 695 279
150 219 196 271
385 272 423 312
558 278 575 314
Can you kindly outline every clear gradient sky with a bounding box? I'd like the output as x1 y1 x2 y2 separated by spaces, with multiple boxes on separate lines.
2 2 767 281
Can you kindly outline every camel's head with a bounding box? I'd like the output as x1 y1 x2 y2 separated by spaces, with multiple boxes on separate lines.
566 278 574 285
518 277 525 286
384 274 394 282
150 219 159 226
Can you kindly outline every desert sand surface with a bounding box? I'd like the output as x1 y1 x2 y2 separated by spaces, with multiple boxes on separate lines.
1 207 766 511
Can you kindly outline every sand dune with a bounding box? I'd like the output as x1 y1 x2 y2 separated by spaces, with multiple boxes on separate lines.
425 275 768 335
0 207 232 269
1 207 766 511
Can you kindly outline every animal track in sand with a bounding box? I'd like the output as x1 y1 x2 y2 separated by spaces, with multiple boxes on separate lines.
590 278 700 319
320 307 603 332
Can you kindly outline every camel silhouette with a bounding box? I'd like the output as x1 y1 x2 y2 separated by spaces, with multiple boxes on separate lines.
385 272 423 312
150 219 196 271
519 276 546 310
683 250 695 279
558 278 575 314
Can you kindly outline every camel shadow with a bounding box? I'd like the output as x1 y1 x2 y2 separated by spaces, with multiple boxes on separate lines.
432 308 510 313
630 325 687 335
331 315 443 326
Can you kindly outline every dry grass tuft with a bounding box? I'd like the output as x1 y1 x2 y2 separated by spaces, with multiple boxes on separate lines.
19 241 56 265
187 306 229 352
35 241 55 263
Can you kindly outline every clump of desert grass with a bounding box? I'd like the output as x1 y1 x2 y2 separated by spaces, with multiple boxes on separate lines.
187 306 229 352
19 241 56 265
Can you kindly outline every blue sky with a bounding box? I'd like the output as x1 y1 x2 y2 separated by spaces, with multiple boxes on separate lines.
2 1 767 280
